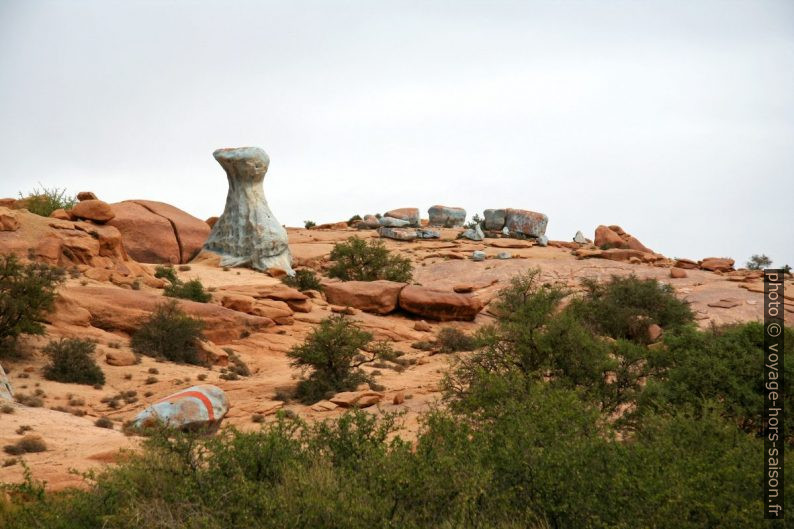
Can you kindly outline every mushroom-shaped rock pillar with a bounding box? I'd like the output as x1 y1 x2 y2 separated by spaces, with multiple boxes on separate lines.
202 147 293 274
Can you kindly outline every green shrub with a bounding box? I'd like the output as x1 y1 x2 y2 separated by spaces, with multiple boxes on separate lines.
347 214 362 225
94 417 114 429
328 236 412 282
464 213 482 230
746 253 772 270
17 186 77 217
288 315 397 403
571 274 693 343
0 254 65 356
4 434 47 455
131 301 206 365
304 220 316 229
153 265 177 283
281 269 323 292
155 265 211 303
42 338 105 386
436 327 477 353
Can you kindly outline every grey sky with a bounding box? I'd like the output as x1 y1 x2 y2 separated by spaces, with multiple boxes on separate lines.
1 0 793 267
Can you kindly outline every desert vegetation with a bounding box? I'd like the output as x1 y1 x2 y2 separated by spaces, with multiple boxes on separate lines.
155 265 212 303
131 301 206 365
281 268 323 292
17 186 76 217
328 236 412 282
42 338 105 386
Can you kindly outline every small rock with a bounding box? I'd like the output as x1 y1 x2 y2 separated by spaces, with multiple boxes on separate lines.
196 341 230 366
330 390 384 408
76 191 98 201
472 250 486 261
647 323 663 342
414 320 431 332
453 284 474 293
70 199 116 223
311 400 339 412
105 349 137 366
536 235 548 247
378 216 410 228
49 208 72 221
1 362 14 401
501 226 510 236
670 267 688 279
378 227 418 241
573 230 587 244
0 209 20 231
497 251 512 259
392 391 405 405
708 299 742 309
461 224 484 241
267 268 288 278
416 228 440 239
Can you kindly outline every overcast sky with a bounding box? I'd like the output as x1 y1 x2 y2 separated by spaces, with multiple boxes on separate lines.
1 0 792 267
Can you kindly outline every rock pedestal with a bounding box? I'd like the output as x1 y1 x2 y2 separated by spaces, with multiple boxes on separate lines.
203 147 293 274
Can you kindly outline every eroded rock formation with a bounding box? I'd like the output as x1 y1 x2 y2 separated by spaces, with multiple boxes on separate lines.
202 147 293 274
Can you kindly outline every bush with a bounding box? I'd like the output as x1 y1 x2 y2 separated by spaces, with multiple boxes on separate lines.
347 214 362 225
164 278 212 303
571 274 693 343
17 186 77 217
288 315 398 403
746 253 772 270
94 417 114 429
328 237 412 282
464 213 482 230
304 220 316 229
4 434 47 455
436 327 477 353
0 254 65 356
42 338 105 386
281 269 323 292
153 265 177 283
131 301 206 365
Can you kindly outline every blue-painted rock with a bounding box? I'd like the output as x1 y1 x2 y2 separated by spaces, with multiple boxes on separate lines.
461 224 484 241
536 235 548 247
378 227 417 241
472 250 486 261
573 230 587 244
131 385 229 432
357 215 380 229
483 209 506 231
379 216 410 228
505 209 548 238
417 228 440 239
383 208 420 227
0 362 13 401
497 251 512 259
428 205 466 227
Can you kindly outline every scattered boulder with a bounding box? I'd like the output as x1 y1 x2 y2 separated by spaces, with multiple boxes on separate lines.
505 209 548 238
69 200 115 223
220 293 256 314
416 228 440 239
414 320 431 332
378 216 410 228
699 257 735 273
398 285 483 321
202 147 293 273
105 349 137 367
497 251 512 259
673 258 699 270
573 230 588 244
250 299 294 325
594 225 652 253
461 224 484 241
358 215 381 229
131 385 229 431
378 227 417 241
315 221 349 230
483 209 506 231
428 205 466 227
383 208 420 227
76 191 98 201
323 280 406 315
670 267 688 279
472 250 486 261
330 390 384 408
49 208 71 221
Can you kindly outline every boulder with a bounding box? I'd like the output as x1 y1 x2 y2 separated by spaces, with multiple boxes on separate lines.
505 209 548 238
0 362 13 401
536 234 549 247
670 267 688 279
378 216 410 228
250 299 294 325
131 385 229 431
359 215 381 229
196 341 230 366
573 230 587 244
0 210 20 231
414 320 431 332
49 208 71 220
699 257 735 273
461 224 484 241
330 390 384 408
69 199 115 223
383 208 420 227
594 225 624 248
76 191 98 201
472 250 486 261
378 227 417 241
497 251 512 259
221 293 256 314
324 280 405 314
109 200 210 264
105 349 137 366
483 209 506 231
392 391 405 405
674 258 699 270
416 228 440 239
202 147 292 273
398 285 483 321
647 324 663 342
428 205 466 227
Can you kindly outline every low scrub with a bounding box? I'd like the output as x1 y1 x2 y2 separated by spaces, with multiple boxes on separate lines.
17 185 77 217
436 327 477 353
131 301 206 365
155 265 211 303
328 236 412 282
288 315 398 403
281 269 323 292
42 338 105 386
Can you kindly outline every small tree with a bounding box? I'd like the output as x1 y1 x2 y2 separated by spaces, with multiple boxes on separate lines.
328 237 412 282
746 254 772 270
131 301 206 364
288 315 398 403
43 338 105 386
18 185 77 217
304 220 316 229
0 254 65 355
281 269 324 292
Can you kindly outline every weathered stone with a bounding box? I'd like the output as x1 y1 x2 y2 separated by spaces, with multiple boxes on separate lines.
77 191 98 201
536 234 548 247
700 257 735 273
378 216 410 228
573 230 587 244
250 299 294 325
202 147 293 274
105 349 137 366
0 209 20 231
497 251 512 259
323 280 406 314
383 208 419 227
670 267 688 279
414 320 431 332
392 391 405 405
674 258 699 270
398 285 483 321
472 250 486 261
595 225 624 248
196 341 230 366
416 228 440 239
647 324 663 342
0 362 13 401
428 205 466 227
70 200 115 223
330 390 384 408
221 294 256 314
131 385 229 431
378 227 417 241
461 224 484 241
49 208 71 220
505 209 547 238
358 215 380 229
483 209 506 231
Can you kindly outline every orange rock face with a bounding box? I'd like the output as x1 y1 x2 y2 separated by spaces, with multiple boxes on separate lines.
323 280 406 314
699 257 735 273
108 200 210 264
70 200 116 223
594 225 652 253
398 285 483 321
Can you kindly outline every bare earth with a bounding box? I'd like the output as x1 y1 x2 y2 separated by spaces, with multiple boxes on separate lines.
1 227 791 490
